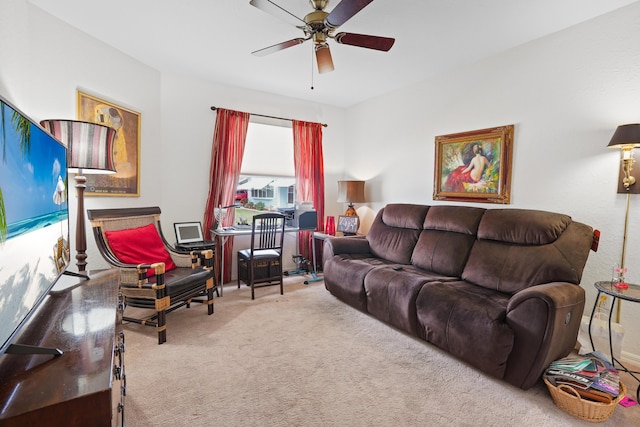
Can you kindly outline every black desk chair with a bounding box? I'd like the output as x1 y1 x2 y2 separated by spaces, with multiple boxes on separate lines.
237 213 286 299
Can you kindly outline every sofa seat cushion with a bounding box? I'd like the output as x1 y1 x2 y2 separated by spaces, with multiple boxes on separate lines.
416 281 514 379
364 266 458 336
323 254 387 311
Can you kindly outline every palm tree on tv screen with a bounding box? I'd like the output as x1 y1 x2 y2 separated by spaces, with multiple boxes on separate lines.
0 101 32 244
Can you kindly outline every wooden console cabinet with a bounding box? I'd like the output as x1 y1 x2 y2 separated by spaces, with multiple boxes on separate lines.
0 269 125 426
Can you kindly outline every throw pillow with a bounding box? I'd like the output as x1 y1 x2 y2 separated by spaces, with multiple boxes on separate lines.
104 223 177 277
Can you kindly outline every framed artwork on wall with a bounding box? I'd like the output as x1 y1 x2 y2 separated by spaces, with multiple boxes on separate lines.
433 124 514 204
77 91 141 196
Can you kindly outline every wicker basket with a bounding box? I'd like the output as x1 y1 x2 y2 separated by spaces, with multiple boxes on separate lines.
544 377 627 422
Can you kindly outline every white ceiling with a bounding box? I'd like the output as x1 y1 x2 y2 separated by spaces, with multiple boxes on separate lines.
29 0 637 108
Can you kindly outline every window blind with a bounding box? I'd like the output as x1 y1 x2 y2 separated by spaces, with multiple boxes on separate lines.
241 122 294 177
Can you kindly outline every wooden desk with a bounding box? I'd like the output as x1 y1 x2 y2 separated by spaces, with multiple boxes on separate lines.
0 269 125 426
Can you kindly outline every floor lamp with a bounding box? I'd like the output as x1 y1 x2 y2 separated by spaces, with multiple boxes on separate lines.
40 119 117 276
607 123 640 322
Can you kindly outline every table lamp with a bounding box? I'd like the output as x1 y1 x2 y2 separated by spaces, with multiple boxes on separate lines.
337 180 366 217
41 119 117 276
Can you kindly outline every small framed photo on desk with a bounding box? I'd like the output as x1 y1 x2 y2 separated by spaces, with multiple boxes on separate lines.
337 215 359 235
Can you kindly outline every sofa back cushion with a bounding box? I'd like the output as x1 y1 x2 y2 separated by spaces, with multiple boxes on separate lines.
367 204 429 264
412 206 485 276
462 209 593 294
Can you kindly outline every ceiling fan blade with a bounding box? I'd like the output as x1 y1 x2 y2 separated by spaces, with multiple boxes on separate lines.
249 0 306 27
252 38 307 56
334 32 395 51
325 0 374 29
315 44 335 74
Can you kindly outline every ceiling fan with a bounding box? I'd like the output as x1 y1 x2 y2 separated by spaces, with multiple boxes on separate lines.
250 0 395 74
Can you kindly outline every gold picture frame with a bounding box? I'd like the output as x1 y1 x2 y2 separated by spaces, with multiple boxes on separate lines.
77 91 140 196
433 125 514 204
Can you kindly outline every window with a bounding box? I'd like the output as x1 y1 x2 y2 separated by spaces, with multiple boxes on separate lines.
287 185 294 204
236 121 295 221
251 185 274 199
241 121 294 178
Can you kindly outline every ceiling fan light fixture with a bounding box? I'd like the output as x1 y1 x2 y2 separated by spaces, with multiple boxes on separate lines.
315 43 334 74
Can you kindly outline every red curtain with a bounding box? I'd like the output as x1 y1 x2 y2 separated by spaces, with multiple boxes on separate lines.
203 108 250 284
293 120 325 261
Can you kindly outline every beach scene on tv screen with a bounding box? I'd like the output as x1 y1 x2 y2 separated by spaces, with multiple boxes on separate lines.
0 101 69 350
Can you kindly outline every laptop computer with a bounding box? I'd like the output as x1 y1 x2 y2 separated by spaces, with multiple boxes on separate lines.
174 222 215 250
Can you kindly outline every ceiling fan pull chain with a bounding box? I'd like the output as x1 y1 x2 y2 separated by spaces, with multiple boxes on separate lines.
310 43 315 90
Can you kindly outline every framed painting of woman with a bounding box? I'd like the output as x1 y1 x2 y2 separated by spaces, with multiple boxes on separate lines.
77 91 141 196
433 125 514 203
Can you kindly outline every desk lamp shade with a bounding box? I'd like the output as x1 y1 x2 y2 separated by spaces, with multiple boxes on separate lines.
40 119 117 274
337 180 365 216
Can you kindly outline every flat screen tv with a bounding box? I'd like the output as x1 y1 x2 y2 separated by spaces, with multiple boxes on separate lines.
0 94 70 356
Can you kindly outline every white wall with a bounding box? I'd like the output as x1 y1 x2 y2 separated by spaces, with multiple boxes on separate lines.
346 2 640 362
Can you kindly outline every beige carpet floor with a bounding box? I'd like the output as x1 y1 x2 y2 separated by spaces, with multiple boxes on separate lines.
123 277 640 426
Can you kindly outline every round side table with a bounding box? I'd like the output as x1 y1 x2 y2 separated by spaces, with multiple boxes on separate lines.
591 281 640 402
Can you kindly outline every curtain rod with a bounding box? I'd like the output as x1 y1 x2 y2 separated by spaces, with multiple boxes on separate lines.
210 106 327 127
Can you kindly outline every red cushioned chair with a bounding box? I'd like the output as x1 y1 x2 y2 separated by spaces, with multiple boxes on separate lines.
87 207 217 344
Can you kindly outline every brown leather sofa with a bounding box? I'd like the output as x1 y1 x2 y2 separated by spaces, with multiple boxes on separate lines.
322 204 595 389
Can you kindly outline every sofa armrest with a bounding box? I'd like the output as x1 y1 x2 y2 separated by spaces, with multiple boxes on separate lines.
504 282 585 389
324 236 371 256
